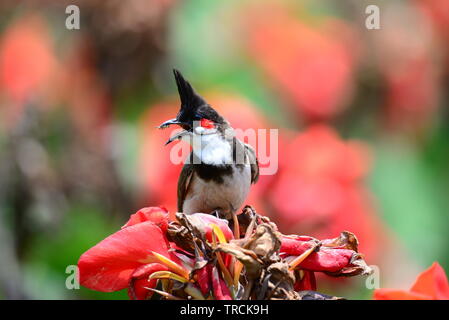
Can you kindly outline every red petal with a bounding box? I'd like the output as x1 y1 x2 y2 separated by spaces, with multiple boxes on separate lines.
410 262 449 300
373 289 431 300
280 235 316 256
211 266 232 300
294 271 317 291
301 248 354 273
122 207 169 231
128 263 169 300
0 15 56 104
78 221 175 292
281 235 355 272
190 213 234 242
195 264 213 296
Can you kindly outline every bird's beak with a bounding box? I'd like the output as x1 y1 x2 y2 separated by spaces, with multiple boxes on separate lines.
165 129 190 145
158 118 191 145
157 118 183 129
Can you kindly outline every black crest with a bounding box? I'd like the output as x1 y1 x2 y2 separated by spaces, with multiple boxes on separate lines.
173 69 207 118
173 69 225 125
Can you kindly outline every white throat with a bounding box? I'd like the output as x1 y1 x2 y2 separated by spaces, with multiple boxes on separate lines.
192 131 232 165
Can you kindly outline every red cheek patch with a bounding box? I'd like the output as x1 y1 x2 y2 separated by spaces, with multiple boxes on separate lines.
200 118 215 129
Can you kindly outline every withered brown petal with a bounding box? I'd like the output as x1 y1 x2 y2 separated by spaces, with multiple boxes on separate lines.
215 243 263 279
244 224 282 261
321 231 359 252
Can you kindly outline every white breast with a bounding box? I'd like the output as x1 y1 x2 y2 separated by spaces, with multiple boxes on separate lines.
192 132 233 165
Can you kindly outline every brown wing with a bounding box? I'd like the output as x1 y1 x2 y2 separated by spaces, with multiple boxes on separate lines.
177 160 194 212
245 143 259 184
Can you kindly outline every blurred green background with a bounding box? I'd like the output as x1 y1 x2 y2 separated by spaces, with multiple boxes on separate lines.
0 0 448 299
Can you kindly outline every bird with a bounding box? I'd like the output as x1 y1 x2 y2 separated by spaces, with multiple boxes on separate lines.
158 69 259 220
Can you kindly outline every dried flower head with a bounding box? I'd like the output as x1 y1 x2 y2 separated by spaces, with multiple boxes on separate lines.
78 206 372 300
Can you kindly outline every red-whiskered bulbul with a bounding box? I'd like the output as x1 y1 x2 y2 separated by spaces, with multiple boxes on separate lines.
158 69 259 219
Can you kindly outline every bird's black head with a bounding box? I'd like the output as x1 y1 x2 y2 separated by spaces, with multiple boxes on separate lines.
158 69 227 135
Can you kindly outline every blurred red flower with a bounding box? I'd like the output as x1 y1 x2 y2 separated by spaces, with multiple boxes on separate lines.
384 56 440 131
60 39 112 145
372 2 441 130
416 0 449 43
0 14 57 126
374 262 449 300
244 3 357 120
139 101 187 215
268 125 383 259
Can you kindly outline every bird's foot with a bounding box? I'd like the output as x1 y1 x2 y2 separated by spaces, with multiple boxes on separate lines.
211 209 232 220
212 209 221 219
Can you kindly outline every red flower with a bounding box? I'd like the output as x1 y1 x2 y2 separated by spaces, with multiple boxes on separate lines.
0 14 57 128
280 233 369 275
370 2 440 130
78 207 237 299
192 263 232 300
79 205 373 299
0 14 56 103
122 206 169 231
187 213 234 243
60 39 112 145
211 266 232 300
78 206 187 299
128 263 169 300
269 125 383 259
244 3 357 120
294 270 317 291
280 232 372 292
374 262 449 300
416 0 449 52
384 56 439 130
195 264 213 296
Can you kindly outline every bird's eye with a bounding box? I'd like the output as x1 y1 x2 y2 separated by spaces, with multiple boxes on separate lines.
200 118 215 129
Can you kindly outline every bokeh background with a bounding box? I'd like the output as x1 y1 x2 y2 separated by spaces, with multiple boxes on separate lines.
0 0 448 299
